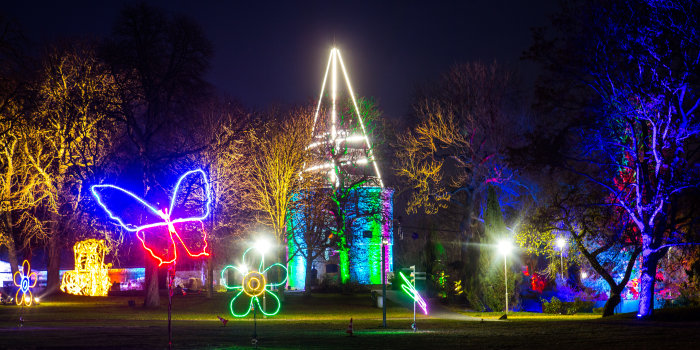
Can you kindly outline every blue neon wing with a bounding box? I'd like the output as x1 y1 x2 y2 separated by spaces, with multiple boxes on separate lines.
169 169 211 223
91 184 168 232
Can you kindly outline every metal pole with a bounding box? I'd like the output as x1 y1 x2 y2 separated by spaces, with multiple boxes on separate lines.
168 263 175 350
413 289 416 332
504 255 508 316
253 302 257 339
560 252 564 279
382 241 387 328
262 254 266 312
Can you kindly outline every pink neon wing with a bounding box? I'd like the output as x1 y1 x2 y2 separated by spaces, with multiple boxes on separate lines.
136 224 177 265
171 220 210 259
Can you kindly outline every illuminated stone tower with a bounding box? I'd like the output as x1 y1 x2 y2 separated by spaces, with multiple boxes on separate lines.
287 48 394 289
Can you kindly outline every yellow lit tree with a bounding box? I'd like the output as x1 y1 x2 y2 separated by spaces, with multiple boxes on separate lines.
244 106 314 250
26 42 120 293
394 62 530 295
196 99 251 297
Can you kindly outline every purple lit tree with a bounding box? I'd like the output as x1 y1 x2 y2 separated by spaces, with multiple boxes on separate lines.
527 0 700 317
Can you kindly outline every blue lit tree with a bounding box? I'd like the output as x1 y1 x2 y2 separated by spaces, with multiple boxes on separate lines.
519 184 642 316
527 0 700 317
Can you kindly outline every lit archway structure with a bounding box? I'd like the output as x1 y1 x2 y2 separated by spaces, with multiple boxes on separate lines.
61 239 113 296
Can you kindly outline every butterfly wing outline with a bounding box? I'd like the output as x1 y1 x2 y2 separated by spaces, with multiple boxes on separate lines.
91 184 169 232
91 169 212 265
167 169 212 260
91 184 176 264
169 169 211 224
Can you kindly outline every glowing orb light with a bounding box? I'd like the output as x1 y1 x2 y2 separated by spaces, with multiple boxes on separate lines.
13 260 38 306
556 237 567 250
91 169 211 265
497 240 513 256
221 246 288 317
61 239 113 296
399 271 428 315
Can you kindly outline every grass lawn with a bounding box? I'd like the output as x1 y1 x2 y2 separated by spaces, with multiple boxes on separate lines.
1 291 699 349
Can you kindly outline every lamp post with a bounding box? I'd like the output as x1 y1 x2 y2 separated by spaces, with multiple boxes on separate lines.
381 237 388 328
555 237 566 279
497 240 513 318
255 238 272 313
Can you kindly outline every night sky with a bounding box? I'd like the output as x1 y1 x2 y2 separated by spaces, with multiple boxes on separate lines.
5 0 558 120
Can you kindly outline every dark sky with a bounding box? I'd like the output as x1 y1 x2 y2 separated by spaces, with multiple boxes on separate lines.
5 0 558 120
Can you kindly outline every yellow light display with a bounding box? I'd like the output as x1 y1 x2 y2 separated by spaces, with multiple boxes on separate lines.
60 239 113 296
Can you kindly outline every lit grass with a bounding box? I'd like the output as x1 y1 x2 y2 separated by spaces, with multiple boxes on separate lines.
1 293 699 349
457 310 600 321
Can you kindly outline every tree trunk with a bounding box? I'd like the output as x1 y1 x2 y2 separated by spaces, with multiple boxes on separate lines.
6 234 19 278
46 224 62 295
304 254 314 292
637 249 661 317
602 288 622 317
4 211 19 277
339 248 350 284
206 257 214 298
143 253 160 308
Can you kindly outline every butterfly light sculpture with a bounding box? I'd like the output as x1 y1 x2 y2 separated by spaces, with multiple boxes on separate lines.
91 169 211 265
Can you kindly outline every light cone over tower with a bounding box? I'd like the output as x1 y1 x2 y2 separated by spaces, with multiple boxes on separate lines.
287 47 394 290
304 47 383 188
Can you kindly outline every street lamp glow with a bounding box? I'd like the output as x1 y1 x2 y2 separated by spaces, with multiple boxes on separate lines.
496 239 513 318
555 237 567 279
497 240 513 256
255 238 272 256
556 237 566 250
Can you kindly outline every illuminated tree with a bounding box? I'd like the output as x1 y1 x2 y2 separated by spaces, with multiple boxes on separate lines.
0 15 34 278
197 99 251 297
527 0 700 317
25 42 119 293
321 97 387 284
244 106 314 248
103 2 213 307
519 184 642 317
395 62 531 289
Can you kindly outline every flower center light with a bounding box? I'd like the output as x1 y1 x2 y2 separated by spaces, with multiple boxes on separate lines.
243 271 266 297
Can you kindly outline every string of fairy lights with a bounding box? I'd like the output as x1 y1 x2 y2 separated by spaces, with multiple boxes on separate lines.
305 47 384 188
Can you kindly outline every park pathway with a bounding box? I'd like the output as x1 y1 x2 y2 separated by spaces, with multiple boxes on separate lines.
376 289 487 321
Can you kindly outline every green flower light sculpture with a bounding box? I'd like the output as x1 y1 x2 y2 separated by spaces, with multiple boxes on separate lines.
221 246 288 317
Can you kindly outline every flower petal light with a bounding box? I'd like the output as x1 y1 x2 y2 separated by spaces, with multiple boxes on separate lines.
222 246 288 317
13 260 38 306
